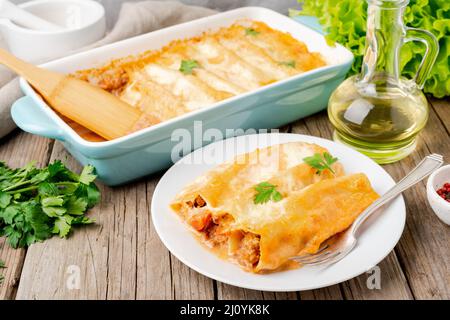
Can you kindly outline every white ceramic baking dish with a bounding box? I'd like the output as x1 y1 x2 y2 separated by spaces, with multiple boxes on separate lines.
11 7 354 185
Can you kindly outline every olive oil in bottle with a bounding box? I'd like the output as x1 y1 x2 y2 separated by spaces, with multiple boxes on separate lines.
328 0 438 164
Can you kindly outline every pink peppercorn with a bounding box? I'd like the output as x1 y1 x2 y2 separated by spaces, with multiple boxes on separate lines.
436 183 450 203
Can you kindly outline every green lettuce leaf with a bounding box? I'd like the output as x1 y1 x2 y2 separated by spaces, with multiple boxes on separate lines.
291 0 449 98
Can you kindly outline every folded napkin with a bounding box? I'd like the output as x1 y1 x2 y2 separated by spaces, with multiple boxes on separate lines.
0 0 216 139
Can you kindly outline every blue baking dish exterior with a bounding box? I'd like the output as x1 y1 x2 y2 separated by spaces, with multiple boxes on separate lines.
11 13 353 186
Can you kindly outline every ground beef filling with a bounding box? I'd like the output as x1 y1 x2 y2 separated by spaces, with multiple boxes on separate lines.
185 195 261 269
75 68 129 95
236 232 261 269
193 196 206 208
205 222 229 247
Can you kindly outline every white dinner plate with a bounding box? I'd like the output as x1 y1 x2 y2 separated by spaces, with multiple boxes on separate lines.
151 133 406 291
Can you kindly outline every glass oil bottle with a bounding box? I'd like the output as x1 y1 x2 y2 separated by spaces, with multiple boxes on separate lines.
328 0 439 163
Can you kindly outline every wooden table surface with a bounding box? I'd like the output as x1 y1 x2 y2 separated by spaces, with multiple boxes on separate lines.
0 98 449 300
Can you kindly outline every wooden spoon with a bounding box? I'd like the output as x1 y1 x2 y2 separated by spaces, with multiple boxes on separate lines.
0 48 142 140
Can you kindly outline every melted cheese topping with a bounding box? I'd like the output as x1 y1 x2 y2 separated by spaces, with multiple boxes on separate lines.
171 142 380 273
73 21 326 141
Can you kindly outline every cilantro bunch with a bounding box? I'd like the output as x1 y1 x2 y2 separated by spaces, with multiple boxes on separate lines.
291 0 450 98
0 161 100 248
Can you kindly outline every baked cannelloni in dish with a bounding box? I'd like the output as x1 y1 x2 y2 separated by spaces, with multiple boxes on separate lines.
171 142 379 273
73 21 326 140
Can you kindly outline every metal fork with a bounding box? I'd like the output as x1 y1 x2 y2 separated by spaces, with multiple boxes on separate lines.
290 153 444 267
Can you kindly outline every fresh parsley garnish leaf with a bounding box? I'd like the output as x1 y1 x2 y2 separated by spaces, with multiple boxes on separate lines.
72 216 95 225
0 161 100 248
42 206 67 217
180 60 200 75
254 182 283 205
38 182 58 196
79 165 96 185
0 192 12 209
303 152 338 175
278 60 296 68
41 196 64 207
86 184 101 208
66 196 88 216
52 215 73 238
245 28 260 36
1 206 19 224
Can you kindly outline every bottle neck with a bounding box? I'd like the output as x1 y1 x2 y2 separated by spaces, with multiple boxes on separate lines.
360 1 407 84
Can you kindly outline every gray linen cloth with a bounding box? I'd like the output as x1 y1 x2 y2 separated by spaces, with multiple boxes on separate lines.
0 1 219 138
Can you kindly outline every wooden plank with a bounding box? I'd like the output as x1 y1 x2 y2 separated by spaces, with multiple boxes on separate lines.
12 99 450 300
16 142 211 299
216 283 263 300
105 184 138 300
0 131 53 300
170 256 215 299
342 252 413 300
386 101 450 299
16 142 110 299
15 201 112 299
299 286 344 300
430 98 450 134
216 283 297 300
136 178 174 299
16 142 140 299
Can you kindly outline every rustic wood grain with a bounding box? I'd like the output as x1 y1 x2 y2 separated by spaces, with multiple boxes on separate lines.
16 142 140 299
15 142 214 300
0 131 53 300
215 283 297 300
385 102 450 299
170 257 215 300
136 178 174 300
16 142 111 299
3 98 450 300
429 98 450 134
299 285 344 300
342 253 413 300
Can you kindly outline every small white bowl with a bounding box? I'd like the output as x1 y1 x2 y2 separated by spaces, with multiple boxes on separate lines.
427 164 450 225
0 0 105 62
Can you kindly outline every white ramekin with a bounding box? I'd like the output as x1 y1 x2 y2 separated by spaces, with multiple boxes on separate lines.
0 0 105 62
427 164 450 225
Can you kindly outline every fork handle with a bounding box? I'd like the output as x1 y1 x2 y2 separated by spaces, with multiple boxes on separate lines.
350 154 443 235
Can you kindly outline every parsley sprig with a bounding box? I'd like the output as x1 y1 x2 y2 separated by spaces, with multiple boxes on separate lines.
0 161 101 248
180 60 200 75
253 182 282 205
245 28 260 36
303 152 338 175
278 60 296 68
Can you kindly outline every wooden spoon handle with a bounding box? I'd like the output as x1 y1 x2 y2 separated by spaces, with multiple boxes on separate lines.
0 48 142 140
0 48 61 95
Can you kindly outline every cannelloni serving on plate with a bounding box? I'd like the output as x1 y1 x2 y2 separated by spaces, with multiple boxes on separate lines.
72 21 326 140
171 142 379 273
